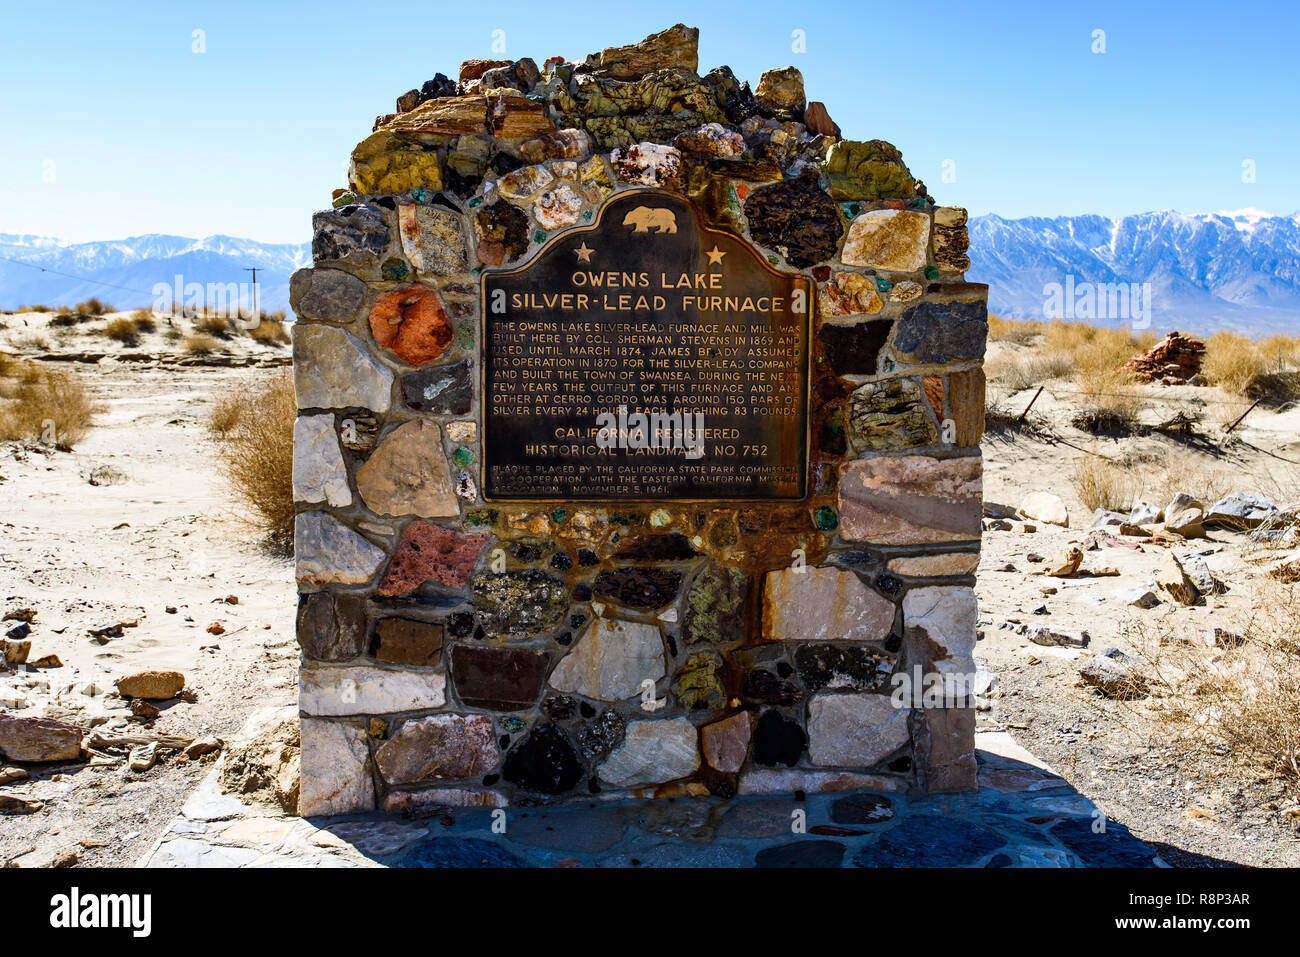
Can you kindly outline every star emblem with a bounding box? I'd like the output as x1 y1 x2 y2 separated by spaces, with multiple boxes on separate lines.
706 245 726 266
574 242 595 263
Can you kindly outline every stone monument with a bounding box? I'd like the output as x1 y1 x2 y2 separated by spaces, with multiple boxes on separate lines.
291 23 988 815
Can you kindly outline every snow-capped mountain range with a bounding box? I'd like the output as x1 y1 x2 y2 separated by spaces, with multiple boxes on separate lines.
3 209 1300 336
968 209 1300 336
0 233 309 313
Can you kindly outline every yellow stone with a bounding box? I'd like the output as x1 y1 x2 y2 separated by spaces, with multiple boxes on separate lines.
350 131 443 196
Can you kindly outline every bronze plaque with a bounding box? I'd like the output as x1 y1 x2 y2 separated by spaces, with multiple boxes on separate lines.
481 189 810 501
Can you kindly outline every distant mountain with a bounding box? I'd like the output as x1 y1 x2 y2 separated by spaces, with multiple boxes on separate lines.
6 209 1300 336
0 233 310 313
968 209 1300 337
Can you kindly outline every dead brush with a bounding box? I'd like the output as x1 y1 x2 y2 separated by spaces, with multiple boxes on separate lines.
1130 580 1300 787
208 370 295 551
0 358 98 450
1070 450 1136 511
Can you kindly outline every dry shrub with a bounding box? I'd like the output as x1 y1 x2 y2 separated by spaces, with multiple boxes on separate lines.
74 298 114 317
1203 331 1300 405
194 314 232 339
10 331 51 351
1071 366 1145 433
249 318 291 345
1141 580 1300 784
1071 452 1136 511
130 308 157 333
987 314 1043 345
209 371 295 550
183 333 221 355
0 359 98 450
103 317 140 345
20 304 55 313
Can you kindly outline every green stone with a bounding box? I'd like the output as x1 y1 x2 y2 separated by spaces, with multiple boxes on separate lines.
466 509 498 527
500 716 527 733
452 446 474 468
768 255 779 264
875 278 893 293
840 202 862 218
533 230 547 244
671 653 725 711
468 196 484 207
925 266 941 280
823 139 917 201
582 210 593 221
814 506 839 531
381 258 410 282
550 508 567 525
411 188 434 203
684 564 748 645
455 322 475 349
332 192 357 208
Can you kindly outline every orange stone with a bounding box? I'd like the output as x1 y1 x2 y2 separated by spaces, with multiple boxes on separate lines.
369 286 454 366
922 376 945 422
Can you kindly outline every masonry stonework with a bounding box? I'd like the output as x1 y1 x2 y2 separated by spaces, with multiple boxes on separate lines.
291 23 988 816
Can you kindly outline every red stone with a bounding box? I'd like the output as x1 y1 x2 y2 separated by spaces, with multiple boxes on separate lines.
0 715 82 762
377 522 490 597
369 286 454 366
922 375 945 421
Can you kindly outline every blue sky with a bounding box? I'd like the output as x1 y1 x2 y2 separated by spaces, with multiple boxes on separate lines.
1 0 1296 243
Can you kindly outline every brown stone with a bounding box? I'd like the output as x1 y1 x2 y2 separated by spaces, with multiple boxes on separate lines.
948 369 985 446
702 711 754 773
355 421 459 519
914 707 977 792
1156 552 1200 605
754 66 806 118
459 59 512 84
374 714 498 784
586 23 698 80
838 455 983 545
922 376 945 422
818 272 882 318
368 286 453 367
371 617 444 667
1045 547 1084 577
297 592 367 661
385 96 491 137
517 128 593 164
115 669 185 700
382 788 506 812
802 101 841 139
377 520 490 596
0 715 82 762
451 645 552 711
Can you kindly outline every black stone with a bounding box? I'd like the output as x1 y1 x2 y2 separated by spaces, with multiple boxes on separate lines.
401 360 473 415
501 724 584 795
830 793 895 825
744 173 843 268
819 320 893 376
312 205 389 266
513 542 542 562
569 614 586 628
419 73 457 100
572 584 593 601
593 567 682 610
854 815 1003 868
470 569 569 637
577 549 600 567
875 574 902 596
743 669 804 706
579 701 596 719
577 709 626 760
555 631 572 646
296 592 366 661
542 695 577 720
893 301 988 362
613 533 700 561
703 66 757 124
550 552 573 571
752 709 805 766
755 840 845 868
445 612 475 638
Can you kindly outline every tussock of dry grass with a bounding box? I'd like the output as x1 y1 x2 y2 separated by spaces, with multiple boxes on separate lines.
1203 331 1300 405
1070 453 1136 512
74 298 114 317
103 317 140 345
1138 580 1300 784
194 314 233 339
183 333 222 355
0 358 98 450
208 371 295 551
1071 447 1236 513
249 318 290 345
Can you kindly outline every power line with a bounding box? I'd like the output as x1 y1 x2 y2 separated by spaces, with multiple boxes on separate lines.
0 252 160 298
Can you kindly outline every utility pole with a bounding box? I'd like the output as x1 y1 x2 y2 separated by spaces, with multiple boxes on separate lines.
243 267 260 327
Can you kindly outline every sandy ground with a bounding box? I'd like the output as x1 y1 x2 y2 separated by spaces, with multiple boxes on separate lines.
0 346 297 867
2 319 1299 867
